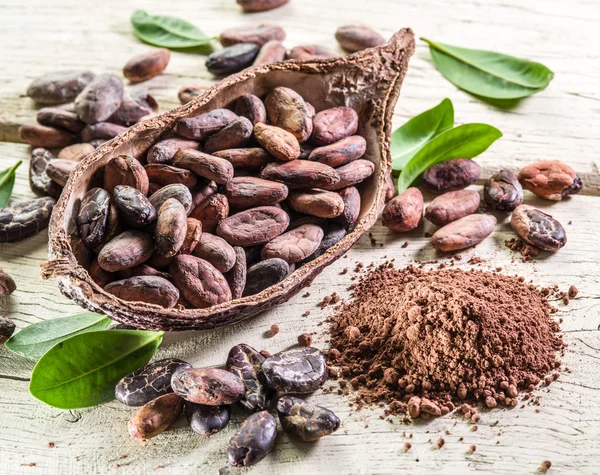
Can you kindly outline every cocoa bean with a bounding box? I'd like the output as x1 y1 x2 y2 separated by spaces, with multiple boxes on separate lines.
77 188 116 249
90 259 115 287
407 396 421 418
178 84 210 105
57 143 95 162
113 185 157 228
128 393 183 440
335 25 386 52
180 218 202 255
45 159 77 187
227 411 277 467
309 135 366 168
104 276 179 308
0 197 55 243
484 169 523 211
18 123 74 148
254 122 301 161
277 396 340 441
431 214 496 252
118 264 170 281
146 253 174 271
254 40 287 65
173 149 234 185
224 177 288 209
170 254 232 308
260 160 340 189
0 316 16 344
425 189 480 226
206 43 260 76
234 94 267 125
0 266 17 297
192 233 236 273
155 198 187 257
144 164 198 188
104 155 149 196
245 245 262 266
225 246 247 299
288 189 345 218
147 138 199 165
190 193 229 233
261 346 327 393
333 186 361 229
220 23 286 47
191 181 218 209
36 107 85 132
243 258 289 296
384 173 395 202
311 107 359 146
176 109 237 141
265 87 313 143
287 215 326 230
261 224 324 263
123 48 170 83
382 187 424 232
29 148 62 199
289 45 337 61
226 344 267 411
107 90 157 126
204 116 254 154
299 223 346 265
518 160 582 201
324 159 374 190
74 73 124 124
185 402 231 436
422 158 481 193
213 147 273 169
298 142 315 160
216 206 290 246
172 367 244 405
97 230 154 272
511 205 567 252
149 183 193 214
237 0 289 12
80 122 127 142
26 70 95 104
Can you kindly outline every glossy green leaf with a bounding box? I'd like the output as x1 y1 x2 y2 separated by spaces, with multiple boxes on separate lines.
5 312 112 361
131 10 213 52
0 161 22 207
29 330 163 409
422 38 554 99
391 98 454 171
397 123 502 192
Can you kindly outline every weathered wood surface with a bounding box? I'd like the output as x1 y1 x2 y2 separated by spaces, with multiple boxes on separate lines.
0 0 599 473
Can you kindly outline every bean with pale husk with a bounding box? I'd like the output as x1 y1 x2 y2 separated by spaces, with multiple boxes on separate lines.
80 122 127 142
217 206 289 246
333 186 361 229
147 138 199 165
128 393 183 440
225 247 247 299
289 45 337 61
74 73 124 124
237 0 289 12
58 143 95 162
36 107 85 132
155 199 187 257
260 160 340 189
26 70 95 104
224 177 288 209
0 267 16 297
104 155 149 196
309 135 366 168
265 87 313 143
335 25 386 52
18 124 74 148
422 158 481 193
107 90 157 126
288 189 345 218
323 159 374 190
145 164 197 188
204 116 254 154
149 184 193 214
254 40 287 65
311 107 359 146
124 48 170 83
176 109 237 141
254 123 301 161
234 94 267 125
220 23 286 47
180 218 202 255
171 368 244 405
213 148 273 169
261 224 324 263
173 149 234 185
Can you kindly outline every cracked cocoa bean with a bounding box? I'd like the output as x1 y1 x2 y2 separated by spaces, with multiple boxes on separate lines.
80 122 127 142
225 246 247 299
289 45 337 61
190 193 229 233
173 149 234 185
97 230 154 272
172 367 245 405
45 159 77 187
113 185 157 228
226 344 268 411
149 183 193 214
227 411 277 467
124 48 170 83
260 160 340 189
176 109 237 141
265 87 313 143
425 189 480 226
170 254 232 308
333 186 361 229
0 266 16 297
217 206 289 246
180 218 202 255
77 188 115 249
128 393 183 440
243 258 289 296
431 214 496 252
311 107 359 146
511 204 566 252
145 164 197 188
324 159 374 190
0 197 55 243
58 143 95 162
192 233 236 273
185 402 231 436
36 107 85 132
204 116 254 154
213 148 273 169
335 25 386 52
104 155 149 196
0 316 16 343
224 177 288 209
29 148 62 199
309 135 366 168
254 122 301 161
261 224 324 263
234 94 267 125
518 160 582 201
382 188 424 232
26 70 95 104
277 396 340 441
299 223 346 265
74 73 124 124
254 40 287 65
484 169 523 211
260 347 328 393
288 189 345 218
155 198 187 257
107 90 157 126
147 138 199 165
18 123 74 148
422 158 481 193
105 276 179 308
220 23 286 47
237 0 289 12
206 43 260 76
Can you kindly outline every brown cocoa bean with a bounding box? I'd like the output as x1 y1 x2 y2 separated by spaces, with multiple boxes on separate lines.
144 164 198 188
254 122 301 161
224 177 288 209
234 94 267 125
107 90 157 126
74 73 124 124
511 205 566 252
146 253 174 271
113 185 157 228
237 0 289 12
0 316 16 344
243 258 289 296
170 255 232 308
226 246 247 299
220 23 286 47
213 148 273 169
185 402 231 436
260 160 340 189
261 224 324 263
173 149 234 185
0 197 56 243
333 186 361 229
58 143 95 162
288 189 345 218
178 84 210 104
288 45 337 61
29 148 62 199
308 135 366 168
204 116 254 154
98 230 154 272
311 107 359 146
193 233 236 273
324 159 374 190
180 218 203 255
422 158 481 193
123 48 170 83
0 266 17 297
206 43 260 76
118 264 170 281
147 138 199 165
277 396 340 441
518 160 582 201
191 181 218 209
298 142 315 160
104 155 149 196
216 206 289 246
431 214 496 252
128 393 183 440
77 187 116 249
26 70 95 104
190 193 229 233
254 40 287 65
18 123 74 148
335 25 386 52
298 223 346 265
265 87 313 143
176 109 237 141
484 169 523 211
155 198 187 257
149 184 193 214
36 107 85 132
384 173 395 202
227 411 277 467
105 276 179 308
45 159 77 186
89 258 115 287
425 190 480 226
172 368 244 405
80 122 127 142
382 188 424 232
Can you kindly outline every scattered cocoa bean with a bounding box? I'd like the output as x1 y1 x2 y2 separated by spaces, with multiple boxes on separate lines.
254 40 287 65
226 344 267 411
518 160 582 201
149 183 193 214
192 233 236 273
335 25 386 52
0 267 17 297
173 149 234 185
176 109 237 141
26 70 95 104
45 159 77 187
311 107 359 146
155 198 187 257
180 218 202 255
0 197 56 243
29 148 62 199
422 158 481 193
261 346 328 393
107 90 157 126
277 396 340 441
74 73 124 124
289 45 337 61
425 189 480 226
105 276 179 308
204 116 254 154
97 230 154 272
128 393 183 440
333 186 361 229
144 164 198 188
172 367 245 405
511 204 567 252
484 169 523 211
57 143 95 162
190 193 229 233
220 23 286 47
384 173 395 202
243 258 289 296
206 43 260 76
104 155 149 196
382 188 424 232
80 122 127 142
260 160 340 189
217 206 290 246
431 214 496 252
113 185 157 229
288 189 345 218
18 123 74 148
36 107 85 132
324 159 374 190
265 87 313 143
0 316 16 343
254 122 301 161
309 135 366 168
147 138 199 165
227 411 277 467
224 176 288 209
185 402 231 436
178 84 210 104
124 48 170 83
262 224 324 263
77 188 115 249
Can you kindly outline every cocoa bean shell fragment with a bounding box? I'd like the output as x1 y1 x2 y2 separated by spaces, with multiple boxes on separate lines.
227 411 277 467
123 48 170 83
311 107 359 146
149 184 193 215
260 346 328 394
147 138 199 165
113 185 157 229
173 149 234 185
288 189 345 219
309 135 367 168
128 393 183 440
265 87 313 143
29 148 62 199
225 247 247 299
171 368 245 405
224 176 289 209
206 43 260 76
26 70 95 105
216 206 290 246
335 25 386 52
185 402 231 436
204 116 254 154
277 396 340 441
243 258 289 296
226 343 268 411
144 164 198 188
190 193 229 233
192 233 237 273
104 276 180 308
431 214 496 252
254 122 301 161
176 109 238 141
0 197 55 243
510 204 567 252
18 123 74 148
253 40 287 65
422 158 481 193
425 189 480 226
234 94 267 125
155 198 187 257
97 230 154 272
518 160 582 201
261 224 324 263
74 73 124 124
484 169 523 211
213 148 273 169
36 107 85 132
260 160 340 189
382 188 424 232
220 23 286 47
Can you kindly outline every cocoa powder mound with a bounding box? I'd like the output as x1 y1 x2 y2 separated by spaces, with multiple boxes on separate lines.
327 264 564 417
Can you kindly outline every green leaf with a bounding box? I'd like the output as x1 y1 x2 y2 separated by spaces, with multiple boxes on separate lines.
422 38 554 99
391 98 454 172
0 161 22 207
5 312 113 361
29 330 163 409
397 123 502 192
131 10 213 52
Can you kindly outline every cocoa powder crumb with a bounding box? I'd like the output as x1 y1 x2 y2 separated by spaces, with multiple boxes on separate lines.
568 285 578 298
48 442 55 448
402 241 409 248
468 444 476 454
402 442 412 452
435 437 445 449
541 460 552 471
267 324 279 337
298 333 312 347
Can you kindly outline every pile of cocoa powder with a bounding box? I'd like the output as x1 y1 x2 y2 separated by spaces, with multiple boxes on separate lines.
326 263 565 418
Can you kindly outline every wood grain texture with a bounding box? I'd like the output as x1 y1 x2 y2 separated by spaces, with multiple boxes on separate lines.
0 0 599 473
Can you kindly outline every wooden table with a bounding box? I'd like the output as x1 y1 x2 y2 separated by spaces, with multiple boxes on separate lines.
1 0 599 473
